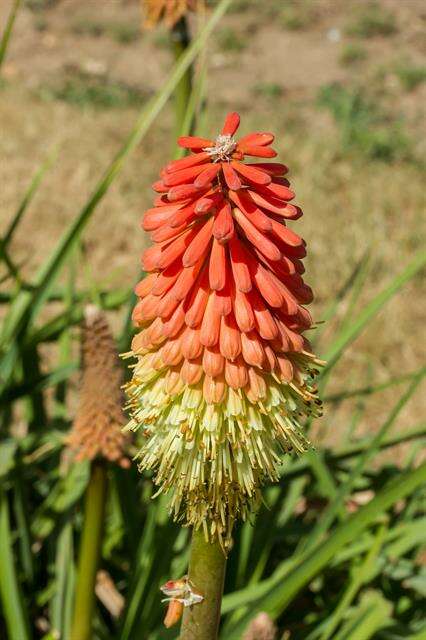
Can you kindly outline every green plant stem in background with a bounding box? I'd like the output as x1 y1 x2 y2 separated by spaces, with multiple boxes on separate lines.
180 529 227 640
171 16 193 138
0 0 21 74
70 461 108 640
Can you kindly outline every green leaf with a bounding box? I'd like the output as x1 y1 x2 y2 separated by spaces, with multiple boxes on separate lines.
0 489 31 640
222 461 426 637
314 250 370 340
0 439 17 477
0 363 77 407
318 524 387 640
1 148 57 249
324 367 426 404
322 252 426 377
31 460 90 539
398 570 426 598
0 0 21 73
302 371 424 552
333 590 392 640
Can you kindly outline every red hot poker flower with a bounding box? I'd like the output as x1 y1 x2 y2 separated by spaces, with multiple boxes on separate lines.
125 112 323 548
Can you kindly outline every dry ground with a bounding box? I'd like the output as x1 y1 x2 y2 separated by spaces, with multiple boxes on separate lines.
1 0 425 445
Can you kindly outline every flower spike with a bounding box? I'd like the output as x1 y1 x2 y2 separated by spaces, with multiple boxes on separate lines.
125 113 323 549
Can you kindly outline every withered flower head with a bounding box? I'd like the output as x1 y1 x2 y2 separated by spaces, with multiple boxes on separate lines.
243 612 277 640
125 113 323 548
142 0 201 29
68 306 130 468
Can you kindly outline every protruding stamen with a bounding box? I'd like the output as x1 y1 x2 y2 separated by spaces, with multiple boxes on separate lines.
203 134 237 162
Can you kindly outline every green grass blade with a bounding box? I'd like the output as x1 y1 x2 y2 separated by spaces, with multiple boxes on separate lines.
174 49 208 158
302 371 424 551
0 246 25 287
337 250 371 334
0 363 76 406
32 460 90 539
12 462 34 585
0 0 21 73
305 449 338 501
333 590 392 640
319 524 387 640
50 518 75 640
279 422 426 485
402 631 426 640
26 288 129 347
0 489 31 640
0 0 232 350
314 250 370 340
21 344 47 428
324 366 425 404
222 461 426 637
1 148 57 248
322 252 426 376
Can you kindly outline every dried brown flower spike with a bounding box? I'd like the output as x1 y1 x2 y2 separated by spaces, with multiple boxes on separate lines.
68 305 130 468
242 612 277 640
141 0 202 29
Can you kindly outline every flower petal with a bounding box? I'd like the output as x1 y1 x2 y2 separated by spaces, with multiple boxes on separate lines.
182 217 215 267
219 313 242 360
233 207 281 262
194 163 221 189
222 162 242 191
231 161 271 185
178 135 213 149
229 235 252 293
200 293 221 347
213 202 234 244
209 239 228 291
221 112 240 136
237 132 274 149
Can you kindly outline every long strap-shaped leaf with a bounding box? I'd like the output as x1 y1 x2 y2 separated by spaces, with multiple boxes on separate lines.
321 251 426 378
0 488 31 640
324 366 425 403
1 149 57 249
0 0 21 73
222 460 426 638
0 0 232 352
300 370 424 553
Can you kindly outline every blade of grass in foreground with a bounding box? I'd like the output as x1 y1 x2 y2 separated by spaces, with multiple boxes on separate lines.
332 590 392 640
321 251 426 378
0 489 31 640
302 370 425 552
50 517 75 640
0 0 21 73
324 366 425 403
0 0 232 353
222 461 426 638
318 524 387 640
314 250 371 342
1 148 57 249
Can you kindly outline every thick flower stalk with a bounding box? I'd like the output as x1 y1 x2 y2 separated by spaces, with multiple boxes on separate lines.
125 112 322 548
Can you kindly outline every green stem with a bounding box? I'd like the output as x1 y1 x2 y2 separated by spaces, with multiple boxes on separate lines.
70 461 108 640
171 16 193 138
180 529 227 640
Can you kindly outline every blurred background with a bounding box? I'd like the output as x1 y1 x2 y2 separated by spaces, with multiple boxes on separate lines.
0 1 425 639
